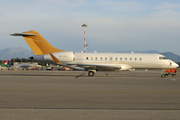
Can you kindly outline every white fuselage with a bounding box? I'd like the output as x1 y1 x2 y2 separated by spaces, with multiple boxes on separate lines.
74 53 176 68
33 52 179 71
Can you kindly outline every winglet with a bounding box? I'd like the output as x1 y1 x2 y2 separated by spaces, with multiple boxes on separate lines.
49 53 62 63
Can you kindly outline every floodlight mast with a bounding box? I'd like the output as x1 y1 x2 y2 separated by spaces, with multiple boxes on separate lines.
82 24 88 53
86 44 89 53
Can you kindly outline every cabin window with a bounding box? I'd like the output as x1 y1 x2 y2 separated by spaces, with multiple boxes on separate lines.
159 57 166 60
130 58 132 61
110 57 113 60
125 58 127 61
105 57 107 60
140 58 142 61
101 57 103 60
86 57 88 60
135 58 137 61
120 58 122 61
91 57 93 60
95 57 98 60
115 57 118 60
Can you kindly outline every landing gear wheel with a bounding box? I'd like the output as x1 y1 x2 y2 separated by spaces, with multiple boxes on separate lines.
172 74 176 77
161 74 166 78
88 71 94 77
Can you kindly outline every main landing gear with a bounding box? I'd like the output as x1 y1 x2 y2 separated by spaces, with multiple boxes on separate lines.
88 70 96 77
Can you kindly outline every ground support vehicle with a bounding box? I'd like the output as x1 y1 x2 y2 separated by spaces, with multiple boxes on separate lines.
161 68 177 78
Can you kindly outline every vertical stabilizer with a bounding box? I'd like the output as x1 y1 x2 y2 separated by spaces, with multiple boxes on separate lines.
1 59 9 67
4 59 9 65
8 60 12 66
11 30 65 55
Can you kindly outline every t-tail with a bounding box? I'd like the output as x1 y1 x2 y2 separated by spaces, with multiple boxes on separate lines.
10 30 65 55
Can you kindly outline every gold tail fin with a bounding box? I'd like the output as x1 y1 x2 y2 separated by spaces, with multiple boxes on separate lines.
12 30 65 55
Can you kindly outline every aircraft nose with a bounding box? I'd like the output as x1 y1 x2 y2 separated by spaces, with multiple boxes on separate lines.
169 61 179 68
171 62 179 68
175 63 179 68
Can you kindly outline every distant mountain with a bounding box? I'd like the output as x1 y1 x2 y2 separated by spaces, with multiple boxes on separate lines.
160 52 180 62
117 50 180 62
0 47 34 60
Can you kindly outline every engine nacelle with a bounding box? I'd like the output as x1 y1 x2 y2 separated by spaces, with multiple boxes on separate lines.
120 64 133 70
44 52 74 62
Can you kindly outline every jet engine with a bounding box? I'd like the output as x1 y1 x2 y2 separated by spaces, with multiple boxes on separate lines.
44 52 75 62
120 64 133 71
30 52 75 62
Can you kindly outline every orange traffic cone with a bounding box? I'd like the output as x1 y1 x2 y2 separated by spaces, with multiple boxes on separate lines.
106 72 108 76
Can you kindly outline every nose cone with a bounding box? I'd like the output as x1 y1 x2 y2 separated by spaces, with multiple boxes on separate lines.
171 62 179 68
174 63 179 68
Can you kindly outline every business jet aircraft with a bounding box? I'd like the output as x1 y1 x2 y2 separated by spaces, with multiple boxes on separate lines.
10 30 179 77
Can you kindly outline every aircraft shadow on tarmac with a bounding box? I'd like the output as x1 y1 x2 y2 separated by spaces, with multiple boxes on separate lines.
0 72 87 78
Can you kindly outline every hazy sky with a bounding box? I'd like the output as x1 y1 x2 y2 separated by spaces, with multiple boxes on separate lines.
0 0 180 55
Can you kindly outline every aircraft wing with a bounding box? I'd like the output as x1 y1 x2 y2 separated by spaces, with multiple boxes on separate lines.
77 63 121 68
66 63 133 71
49 53 132 71
63 65 85 71
66 63 123 71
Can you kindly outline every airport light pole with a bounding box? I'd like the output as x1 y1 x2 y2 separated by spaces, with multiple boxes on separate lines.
86 44 89 53
82 24 88 53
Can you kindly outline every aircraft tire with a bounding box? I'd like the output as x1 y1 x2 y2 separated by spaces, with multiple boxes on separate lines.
172 74 176 76
161 74 166 78
88 71 94 77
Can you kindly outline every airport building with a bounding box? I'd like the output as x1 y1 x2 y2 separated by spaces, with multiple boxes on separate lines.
13 62 41 70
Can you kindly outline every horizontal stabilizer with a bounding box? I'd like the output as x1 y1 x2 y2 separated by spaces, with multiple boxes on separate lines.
10 33 37 36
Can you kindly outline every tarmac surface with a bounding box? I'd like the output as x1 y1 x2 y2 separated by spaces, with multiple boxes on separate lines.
0 70 180 120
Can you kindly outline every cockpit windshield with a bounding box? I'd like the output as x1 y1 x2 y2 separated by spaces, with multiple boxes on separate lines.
159 56 166 60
